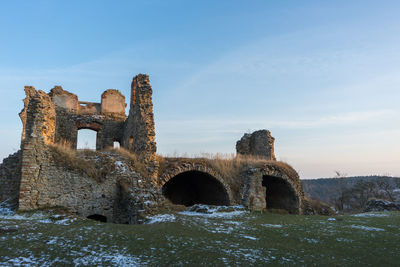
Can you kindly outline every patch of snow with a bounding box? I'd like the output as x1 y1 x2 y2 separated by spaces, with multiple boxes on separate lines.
352 212 389 218
73 252 145 266
261 224 283 228
0 199 16 216
115 161 127 172
46 237 60 245
208 224 235 234
301 238 319 244
350 225 385 231
0 212 48 221
242 235 259 240
327 218 336 221
146 214 176 224
54 218 76 225
38 219 54 224
179 205 247 219
143 200 153 206
225 221 242 226
6 256 40 266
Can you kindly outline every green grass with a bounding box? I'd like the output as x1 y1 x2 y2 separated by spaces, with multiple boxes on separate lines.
0 210 399 266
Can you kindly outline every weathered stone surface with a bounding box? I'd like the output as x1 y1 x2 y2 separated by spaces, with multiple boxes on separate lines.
19 87 56 145
240 162 304 214
236 130 276 160
0 151 22 207
122 74 157 162
364 198 400 212
101 89 126 115
49 86 79 112
0 74 306 224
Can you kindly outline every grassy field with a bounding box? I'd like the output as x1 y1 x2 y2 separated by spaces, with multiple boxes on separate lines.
0 206 399 266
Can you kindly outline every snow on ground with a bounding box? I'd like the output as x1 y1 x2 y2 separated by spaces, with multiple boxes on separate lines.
146 214 176 224
241 235 259 240
73 251 146 266
301 238 319 244
352 212 389 218
114 161 127 172
350 225 385 231
261 224 283 228
179 205 248 219
0 212 48 221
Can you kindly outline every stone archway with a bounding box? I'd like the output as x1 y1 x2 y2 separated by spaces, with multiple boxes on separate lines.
160 163 232 206
260 166 301 214
76 121 102 150
262 175 299 214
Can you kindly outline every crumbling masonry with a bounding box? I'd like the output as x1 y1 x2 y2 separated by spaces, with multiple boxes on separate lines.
0 74 305 223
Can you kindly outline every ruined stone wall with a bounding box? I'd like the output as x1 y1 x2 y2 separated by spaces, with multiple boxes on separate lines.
101 89 126 115
12 75 162 221
122 74 157 161
18 88 57 210
0 151 22 206
46 86 127 150
53 108 125 150
2 74 308 222
240 163 304 214
236 130 276 160
17 140 164 223
19 87 56 145
18 141 119 218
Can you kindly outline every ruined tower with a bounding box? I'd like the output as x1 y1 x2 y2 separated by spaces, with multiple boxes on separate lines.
236 129 276 160
122 74 157 161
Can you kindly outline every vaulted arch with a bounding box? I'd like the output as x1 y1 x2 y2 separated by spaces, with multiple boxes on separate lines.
160 164 232 206
261 166 302 214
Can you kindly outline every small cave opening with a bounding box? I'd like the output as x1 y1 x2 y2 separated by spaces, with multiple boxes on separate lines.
87 214 107 223
162 170 230 206
262 175 299 214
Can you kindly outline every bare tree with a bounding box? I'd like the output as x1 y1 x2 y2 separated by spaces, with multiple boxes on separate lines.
333 171 349 211
376 180 395 202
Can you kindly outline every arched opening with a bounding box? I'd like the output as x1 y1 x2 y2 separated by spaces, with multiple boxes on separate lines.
262 175 299 214
87 214 107 222
113 141 120 149
77 129 97 150
162 170 230 206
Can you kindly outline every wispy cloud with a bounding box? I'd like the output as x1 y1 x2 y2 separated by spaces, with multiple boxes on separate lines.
157 109 397 133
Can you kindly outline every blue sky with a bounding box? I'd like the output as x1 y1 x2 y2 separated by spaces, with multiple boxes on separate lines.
1 0 399 178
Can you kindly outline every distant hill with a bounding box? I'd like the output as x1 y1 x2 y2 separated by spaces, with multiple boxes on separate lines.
301 176 400 204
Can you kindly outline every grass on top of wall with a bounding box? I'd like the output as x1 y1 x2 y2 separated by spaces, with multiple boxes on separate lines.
48 142 153 182
48 142 116 183
158 153 300 200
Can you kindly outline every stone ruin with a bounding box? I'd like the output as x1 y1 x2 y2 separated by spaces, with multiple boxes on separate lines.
236 129 276 160
0 74 306 223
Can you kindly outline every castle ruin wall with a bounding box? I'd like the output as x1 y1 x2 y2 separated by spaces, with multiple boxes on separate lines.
0 73 306 222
